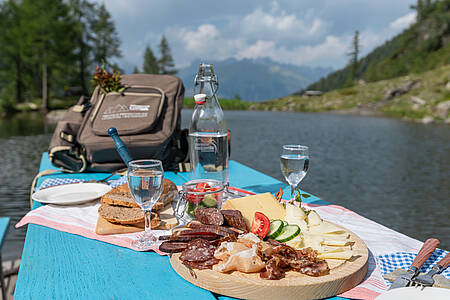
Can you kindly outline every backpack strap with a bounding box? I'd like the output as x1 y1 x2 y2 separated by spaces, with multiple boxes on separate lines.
72 103 91 113
177 162 191 173
29 169 59 208
48 146 87 173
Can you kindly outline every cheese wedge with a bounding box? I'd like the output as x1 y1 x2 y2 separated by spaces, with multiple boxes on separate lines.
222 193 285 228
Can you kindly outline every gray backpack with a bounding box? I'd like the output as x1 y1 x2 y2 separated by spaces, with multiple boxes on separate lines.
48 74 188 173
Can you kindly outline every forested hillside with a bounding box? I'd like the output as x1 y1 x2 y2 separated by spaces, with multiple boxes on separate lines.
303 0 450 93
0 0 121 111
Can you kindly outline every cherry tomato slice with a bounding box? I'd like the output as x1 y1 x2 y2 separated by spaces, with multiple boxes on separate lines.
187 183 212 204
250 212 270 238
195 182 211 190
186 192 202 204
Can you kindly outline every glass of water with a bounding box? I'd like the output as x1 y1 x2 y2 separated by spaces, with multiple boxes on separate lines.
280 145 309 201
128 159 164 249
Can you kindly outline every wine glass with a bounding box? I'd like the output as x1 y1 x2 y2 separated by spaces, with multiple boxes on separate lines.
127 159 164 249
280 145 309 202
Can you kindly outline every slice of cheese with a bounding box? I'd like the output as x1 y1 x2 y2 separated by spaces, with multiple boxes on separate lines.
222 193 285 228
302 233 324 252
307 222 347 234
323 239 350 246
321 245 352 253
318 250 354 260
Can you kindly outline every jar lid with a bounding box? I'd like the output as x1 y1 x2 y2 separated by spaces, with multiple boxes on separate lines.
194 94 207 105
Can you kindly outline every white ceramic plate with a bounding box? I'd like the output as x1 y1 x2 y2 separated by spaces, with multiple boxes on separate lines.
376 286 450 300
32 183 112 205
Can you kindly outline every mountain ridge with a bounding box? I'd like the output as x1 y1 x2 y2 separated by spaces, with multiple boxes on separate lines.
177 57 332 101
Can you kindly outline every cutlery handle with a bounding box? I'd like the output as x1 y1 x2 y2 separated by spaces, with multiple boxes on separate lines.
437 252 450 269
411 238 440 269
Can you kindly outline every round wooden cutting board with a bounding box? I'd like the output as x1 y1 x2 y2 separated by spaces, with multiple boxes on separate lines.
169 223 369 300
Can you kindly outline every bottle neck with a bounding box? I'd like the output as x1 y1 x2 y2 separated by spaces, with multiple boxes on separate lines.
196 80 219 107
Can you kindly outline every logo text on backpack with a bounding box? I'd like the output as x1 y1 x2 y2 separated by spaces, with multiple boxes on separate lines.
101 104 149 120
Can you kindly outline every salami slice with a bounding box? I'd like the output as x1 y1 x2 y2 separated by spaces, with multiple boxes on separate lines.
186 221 239 235
194 207 224 226
159 241 188 253
173 227 229 237
183 257 219 270
179 238 216 262
170 234 219 242
221 209 248 232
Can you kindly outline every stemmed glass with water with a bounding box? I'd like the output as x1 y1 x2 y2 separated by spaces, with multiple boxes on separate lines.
280 145 309 201
128 159 164 249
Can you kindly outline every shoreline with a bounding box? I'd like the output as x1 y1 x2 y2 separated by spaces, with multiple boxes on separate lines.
6 105 448 126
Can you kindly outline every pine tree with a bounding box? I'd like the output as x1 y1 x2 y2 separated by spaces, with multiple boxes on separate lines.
157 35 177 75
0 0 26 104
345 30 360 87
142 45 159 74
68 0 96 95
0 0 123 111
90 3 121 66
132 66 140 74
7 0 77 110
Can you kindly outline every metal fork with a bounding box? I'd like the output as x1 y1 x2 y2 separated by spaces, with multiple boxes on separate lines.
88 173 116 184
411 252 450 287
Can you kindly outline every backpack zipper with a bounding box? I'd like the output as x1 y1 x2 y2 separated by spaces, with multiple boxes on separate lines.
122 85 166 118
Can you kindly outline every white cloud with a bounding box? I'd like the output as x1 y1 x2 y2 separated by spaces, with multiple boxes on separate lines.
98 0 419 71
240 8 327 41
236 35 351 68
238 40 277 58
253 35 348 67
389 12 417 31
180 24 220 53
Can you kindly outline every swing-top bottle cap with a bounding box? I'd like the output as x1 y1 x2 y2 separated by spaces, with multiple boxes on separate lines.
194 94 207 105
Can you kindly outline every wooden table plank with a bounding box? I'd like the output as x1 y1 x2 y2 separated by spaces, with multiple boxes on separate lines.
0 218 9 250
15 225 216 300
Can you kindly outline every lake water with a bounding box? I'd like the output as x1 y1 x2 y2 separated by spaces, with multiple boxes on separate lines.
1 110 449 260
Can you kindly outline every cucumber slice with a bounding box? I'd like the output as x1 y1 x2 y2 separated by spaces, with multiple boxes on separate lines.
283 221 288 226
275 225 301 242
267 220 284 239
186 202 196 217
201 194 218 208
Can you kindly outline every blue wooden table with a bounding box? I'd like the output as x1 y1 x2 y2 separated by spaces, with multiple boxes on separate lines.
15 153 344 300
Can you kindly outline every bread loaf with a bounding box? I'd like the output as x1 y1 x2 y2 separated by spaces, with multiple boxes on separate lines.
101 179 178 212
98 204 161 228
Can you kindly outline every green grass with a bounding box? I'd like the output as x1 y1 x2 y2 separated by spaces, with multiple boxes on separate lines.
183 97 253 110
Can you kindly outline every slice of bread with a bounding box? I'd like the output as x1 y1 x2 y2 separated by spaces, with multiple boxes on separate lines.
98 203 161 228
101 179 178 212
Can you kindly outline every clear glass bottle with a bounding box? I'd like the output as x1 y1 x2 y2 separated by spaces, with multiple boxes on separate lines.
189 63 229 184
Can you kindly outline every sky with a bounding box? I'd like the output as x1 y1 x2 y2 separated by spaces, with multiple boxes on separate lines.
97 0 418 72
